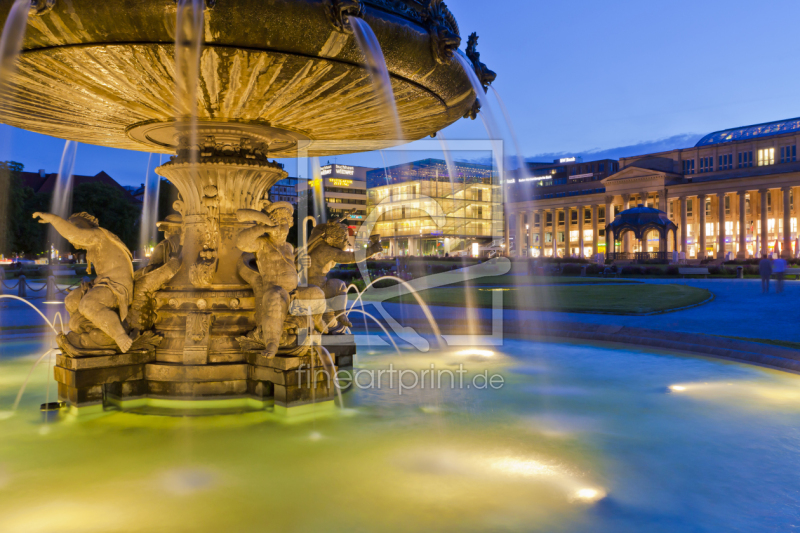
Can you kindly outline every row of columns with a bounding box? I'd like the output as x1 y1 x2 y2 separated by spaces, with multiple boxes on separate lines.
674 187 792 259
510 186 796 259
512 204 605 258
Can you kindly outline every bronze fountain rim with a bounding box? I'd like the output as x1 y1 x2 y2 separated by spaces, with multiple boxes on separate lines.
17 41 456 110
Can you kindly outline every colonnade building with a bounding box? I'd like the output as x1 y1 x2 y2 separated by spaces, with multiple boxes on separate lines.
506 117 800 260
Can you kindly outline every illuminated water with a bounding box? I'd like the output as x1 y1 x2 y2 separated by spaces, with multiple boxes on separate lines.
47 140 78 257
350 17 403 140
138 154 161 257
0 0 30 96
1 337 798 532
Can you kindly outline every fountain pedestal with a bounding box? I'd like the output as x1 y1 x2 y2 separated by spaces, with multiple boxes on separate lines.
52 125 356 410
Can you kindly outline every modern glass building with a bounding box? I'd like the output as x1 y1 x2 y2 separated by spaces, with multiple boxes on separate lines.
366 159 503 257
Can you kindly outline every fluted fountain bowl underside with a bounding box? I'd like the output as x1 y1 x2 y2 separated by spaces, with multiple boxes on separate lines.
0 0 476 157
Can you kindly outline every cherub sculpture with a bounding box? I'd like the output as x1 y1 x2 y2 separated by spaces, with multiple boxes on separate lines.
140 214 183 275
129 214 184 333
303 219 382 330
34 211 135 352
236 202 327 358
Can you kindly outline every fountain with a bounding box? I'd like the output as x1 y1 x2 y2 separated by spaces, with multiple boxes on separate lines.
0 0 488 410
138 154 162 258
46 140 77 260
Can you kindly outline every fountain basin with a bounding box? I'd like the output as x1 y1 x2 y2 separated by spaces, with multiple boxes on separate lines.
2 337 799 531
0 0 475 155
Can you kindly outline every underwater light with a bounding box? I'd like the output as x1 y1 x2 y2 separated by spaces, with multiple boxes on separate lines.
456 349 495 357
669 385 687 392
43 301 63 305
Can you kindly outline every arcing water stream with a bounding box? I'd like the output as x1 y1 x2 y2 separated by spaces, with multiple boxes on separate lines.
0 0 30 95
47 140 78 259
139 154 162 258
349 16 403 141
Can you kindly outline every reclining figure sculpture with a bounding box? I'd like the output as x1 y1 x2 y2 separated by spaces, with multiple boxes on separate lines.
33 211 178 356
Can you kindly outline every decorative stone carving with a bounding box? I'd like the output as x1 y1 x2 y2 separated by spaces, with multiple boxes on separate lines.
33 211 168 357
29 0 56 16
423 0 461 65
303 219 383 330
173 0 216 10
187 312 213 342
463 99 481 121
129 257 182 332
184 312 215 364
34 211 136 353
465 32 496 91
235 203 327 358
189 185 220 287
325 0 365 33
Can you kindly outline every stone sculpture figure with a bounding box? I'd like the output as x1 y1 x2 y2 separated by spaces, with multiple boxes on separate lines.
129 215 184 332
465 32 496 90
34 211 135 352
140 214 183 275
236 202 327 358
303 220 383 330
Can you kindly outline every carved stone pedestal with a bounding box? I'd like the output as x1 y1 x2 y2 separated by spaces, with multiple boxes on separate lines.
55 350 156 407
246 348 337 408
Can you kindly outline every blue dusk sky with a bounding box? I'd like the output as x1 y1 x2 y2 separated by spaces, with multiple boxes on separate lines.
0 0 798 185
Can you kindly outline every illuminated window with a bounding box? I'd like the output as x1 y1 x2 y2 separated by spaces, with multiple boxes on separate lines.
780 145 797 163
725 195 731 216
706 197 711 217
687 199 693 217
758 148 775 166
706 222 715 236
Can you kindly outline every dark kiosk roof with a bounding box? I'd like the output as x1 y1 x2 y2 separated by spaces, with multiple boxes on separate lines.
606 205 677 240
695 117 800 147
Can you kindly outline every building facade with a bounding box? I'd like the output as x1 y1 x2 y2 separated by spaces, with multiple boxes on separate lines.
367 158 502 257
505 157 619 258
507 117 800 260
297 164 369 250
269 177 299 205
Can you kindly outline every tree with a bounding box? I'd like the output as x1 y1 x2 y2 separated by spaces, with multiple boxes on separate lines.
1 161 50 257
71 182 141 251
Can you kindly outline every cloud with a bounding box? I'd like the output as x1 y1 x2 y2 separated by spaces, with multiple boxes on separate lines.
452 133 703 168
526 134 703 163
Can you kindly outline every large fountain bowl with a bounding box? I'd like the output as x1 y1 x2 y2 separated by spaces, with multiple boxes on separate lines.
0 0 476 157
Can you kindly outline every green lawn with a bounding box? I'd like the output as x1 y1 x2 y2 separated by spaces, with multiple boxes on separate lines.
450 274 639 287
384 283 711 315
